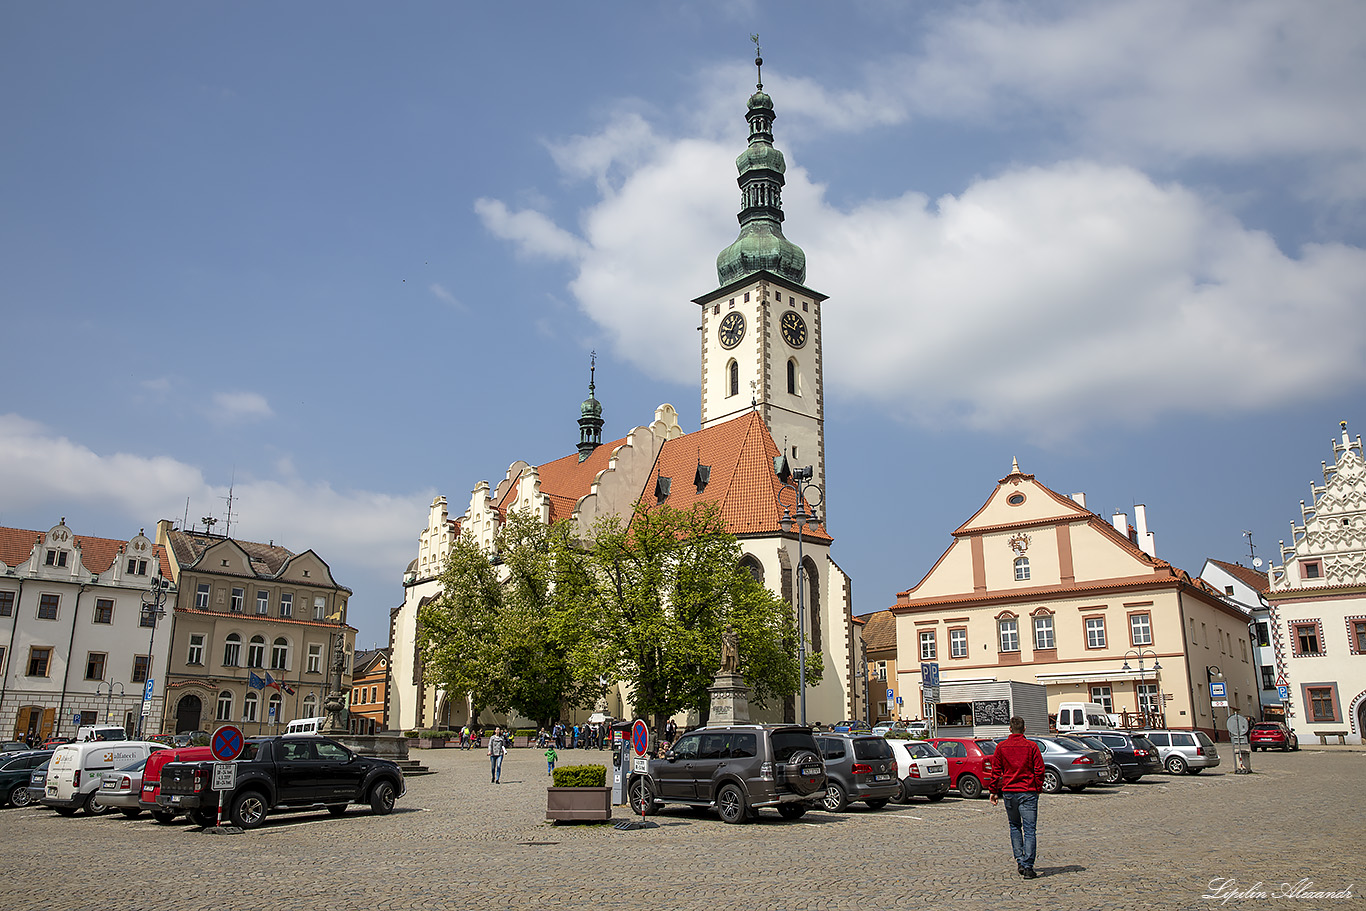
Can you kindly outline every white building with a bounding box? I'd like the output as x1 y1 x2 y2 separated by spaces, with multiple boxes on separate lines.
1267 422 1366 745
0 521 174 741
1199 558 1283 722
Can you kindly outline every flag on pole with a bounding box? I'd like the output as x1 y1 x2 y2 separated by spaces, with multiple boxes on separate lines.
266 672 280 691
248 672 266 690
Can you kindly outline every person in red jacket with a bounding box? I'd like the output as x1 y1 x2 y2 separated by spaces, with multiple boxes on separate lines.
988 716 1046 878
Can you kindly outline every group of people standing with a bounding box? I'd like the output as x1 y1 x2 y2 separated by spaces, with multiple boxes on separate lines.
537 721 611 750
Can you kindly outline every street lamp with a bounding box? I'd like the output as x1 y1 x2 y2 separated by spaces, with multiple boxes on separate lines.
1121 649 1161 728
1206 665 1225 742
95 680 125 727
776 458 821 727
134 575 170 739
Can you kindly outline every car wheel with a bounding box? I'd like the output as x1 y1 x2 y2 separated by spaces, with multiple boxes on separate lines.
150 810 177 824
1104 764 1122 784
628 777 656 816
327 804 348 816
120 808 142 818
777 803 807 820
1292 739 1299 752
1165 755 1187 774
1041 769 1061 794
956 773 982 799
864 797 890 810
84 791 113 815
190 808 217 827
822 782 848 812
9 784 33 808
716 784 748 825
230 790 269 829
369 780 397 816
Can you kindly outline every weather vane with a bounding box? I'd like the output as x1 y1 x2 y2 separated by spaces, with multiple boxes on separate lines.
751 33 763 90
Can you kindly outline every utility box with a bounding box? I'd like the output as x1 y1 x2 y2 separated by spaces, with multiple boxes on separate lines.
930 681 1048 740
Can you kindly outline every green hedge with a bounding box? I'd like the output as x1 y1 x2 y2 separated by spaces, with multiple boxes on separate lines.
552 764 607 788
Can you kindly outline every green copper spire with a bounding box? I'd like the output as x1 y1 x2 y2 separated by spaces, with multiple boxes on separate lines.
577 352 604 462
716 38 807 287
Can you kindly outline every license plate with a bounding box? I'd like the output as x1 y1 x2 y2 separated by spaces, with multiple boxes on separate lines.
871 774 891 782
170 795 181 804
929 764 945 773
801 766 821 777
46 787 56 795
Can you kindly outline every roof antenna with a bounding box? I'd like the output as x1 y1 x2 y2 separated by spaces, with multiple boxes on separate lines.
222 469 237 538
751 33 763 91
1243 529 1258 564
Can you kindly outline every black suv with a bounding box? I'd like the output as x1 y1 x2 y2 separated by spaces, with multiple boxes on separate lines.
629 725 826 824
813 733 900 811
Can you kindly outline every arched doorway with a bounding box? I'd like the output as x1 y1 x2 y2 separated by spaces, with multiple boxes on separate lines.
175 695 202 733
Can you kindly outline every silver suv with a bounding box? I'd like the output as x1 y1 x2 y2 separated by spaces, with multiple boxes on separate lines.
628 725 826 824
1135 729 1220 774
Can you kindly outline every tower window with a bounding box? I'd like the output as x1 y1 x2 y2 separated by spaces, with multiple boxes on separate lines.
744 292 750 302
802 302 808 311
728 360 739 397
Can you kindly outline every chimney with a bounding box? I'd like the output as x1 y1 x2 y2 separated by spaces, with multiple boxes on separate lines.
1071 492 1086 508
1133 504 1156 557
1112 511 1128 537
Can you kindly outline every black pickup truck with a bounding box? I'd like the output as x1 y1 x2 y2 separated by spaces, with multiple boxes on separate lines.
157 736 405 829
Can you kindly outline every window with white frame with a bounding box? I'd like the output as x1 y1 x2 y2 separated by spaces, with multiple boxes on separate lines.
187 634 204 666
279 593 293 618
920 630 937 660
302 694 317 717
243 691 259 722
950 628 968 658
270 637 289 670
874 661 886 681
314 596 327 620
1086 617 1107 649
223 633 241 667
1090 685 1112 713
1014 556 1030 581
1034 615 1055 650
1130 613 1152 646
307 643 323 674
195 584 210 609
998 617 1019 652
230 588 244 613
247 636 265 668
1137 682 1160 713
267 693 282 723
256 590 269 615
216 690 234 721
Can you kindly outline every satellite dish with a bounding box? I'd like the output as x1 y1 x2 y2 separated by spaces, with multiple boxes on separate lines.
1253 558 1263 568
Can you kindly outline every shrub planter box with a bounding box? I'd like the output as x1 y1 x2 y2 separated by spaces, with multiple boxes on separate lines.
415 738 445 749
545 786 611 823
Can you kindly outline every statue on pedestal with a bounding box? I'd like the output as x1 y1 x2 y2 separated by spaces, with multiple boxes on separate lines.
720 624 740 674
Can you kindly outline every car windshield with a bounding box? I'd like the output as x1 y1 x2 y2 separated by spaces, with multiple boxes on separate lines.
1074 736 1107 750
1053 737 1089 751
903 742 941 759
770 731 820 762
1194 732 1216 748
1133 736 1157 752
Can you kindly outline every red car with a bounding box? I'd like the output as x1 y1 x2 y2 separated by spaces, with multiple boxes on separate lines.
140 746 214 821
1249 722 1299 752
926 737 996 799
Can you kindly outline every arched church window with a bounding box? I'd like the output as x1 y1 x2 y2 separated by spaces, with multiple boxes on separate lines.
728 360 739 397
739 555 764 584
787 359 799 395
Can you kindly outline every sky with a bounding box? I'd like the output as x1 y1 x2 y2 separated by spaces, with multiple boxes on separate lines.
3 1 1366 649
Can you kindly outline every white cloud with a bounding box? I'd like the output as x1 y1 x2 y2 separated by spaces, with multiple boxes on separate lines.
473 198 587 263
209 391 274 423
429 282 463 311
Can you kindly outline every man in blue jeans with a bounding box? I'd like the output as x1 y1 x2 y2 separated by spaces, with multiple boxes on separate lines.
487 726 508 784
988 716 1046 878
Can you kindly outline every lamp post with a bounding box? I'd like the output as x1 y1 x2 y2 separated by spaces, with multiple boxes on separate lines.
95 679 125 726
135 575 170 739
776 458 821 727
1121 649 1161 728
1206 665 1225 742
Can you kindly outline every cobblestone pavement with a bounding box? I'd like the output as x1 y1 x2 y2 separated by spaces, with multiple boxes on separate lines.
3 746 1361 911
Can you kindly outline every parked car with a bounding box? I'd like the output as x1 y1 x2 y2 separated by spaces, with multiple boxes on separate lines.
1249 722 1299 752
98 758 150 817
814 733 901 811
172 731 209 747
140 746 214 822
1135 729 1221 774
43 740 167 815
1000 735 1108 793
27 760 51 806
1073 732 1160 783
2 742 32 753
42 736 73 749
927 737 996 799
831 720 872 734
629 725 826 824
158 736 406 829
886 739 950 802
0 750 53 807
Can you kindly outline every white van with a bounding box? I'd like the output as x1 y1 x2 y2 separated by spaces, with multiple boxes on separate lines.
76 725 127 742
1055 702 1116 733
44 740 166 815
283 717 327 737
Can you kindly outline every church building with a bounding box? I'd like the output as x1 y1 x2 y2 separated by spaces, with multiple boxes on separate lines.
389 58 857 731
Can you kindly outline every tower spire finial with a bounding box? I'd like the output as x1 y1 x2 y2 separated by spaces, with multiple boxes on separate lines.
751 33 763 90
577 350 604 462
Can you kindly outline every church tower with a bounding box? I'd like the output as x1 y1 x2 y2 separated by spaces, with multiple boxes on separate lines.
694 47 829 503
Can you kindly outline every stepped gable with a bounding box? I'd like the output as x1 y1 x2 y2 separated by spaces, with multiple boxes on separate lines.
646 411 831 542
1206 559 1270 595
496 434 630 524
0 524 170 575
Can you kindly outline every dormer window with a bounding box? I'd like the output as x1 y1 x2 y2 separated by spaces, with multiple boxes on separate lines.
694 465 711 493
45 550 68 568
655 477 672 502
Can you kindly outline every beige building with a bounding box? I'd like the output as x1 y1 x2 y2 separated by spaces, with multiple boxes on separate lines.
1267 423 1366 745
156 520 356 736
890 462 1257 736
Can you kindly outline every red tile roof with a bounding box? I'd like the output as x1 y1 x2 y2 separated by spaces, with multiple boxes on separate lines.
497 435 630 523
648 411 831 542
860 610 897 652
0 525 170 577
1205 559 1270 595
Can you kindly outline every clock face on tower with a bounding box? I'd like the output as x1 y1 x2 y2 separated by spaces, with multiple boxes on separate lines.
718 312 746 349
780 310 807 348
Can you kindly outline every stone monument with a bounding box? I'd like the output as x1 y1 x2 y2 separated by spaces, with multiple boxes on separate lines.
708 624 752 725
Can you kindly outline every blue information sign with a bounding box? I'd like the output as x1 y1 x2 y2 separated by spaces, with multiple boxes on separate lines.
1210 681 1227 699
143 678 155 701
1277 685 1290 701
921 662 940 688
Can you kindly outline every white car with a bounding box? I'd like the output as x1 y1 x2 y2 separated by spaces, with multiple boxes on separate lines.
887 740 950 802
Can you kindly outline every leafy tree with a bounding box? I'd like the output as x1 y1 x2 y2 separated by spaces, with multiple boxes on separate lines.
417 509 594 726
558 500 819 736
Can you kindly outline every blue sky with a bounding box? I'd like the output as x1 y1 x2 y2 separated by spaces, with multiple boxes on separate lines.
4 2 1365 649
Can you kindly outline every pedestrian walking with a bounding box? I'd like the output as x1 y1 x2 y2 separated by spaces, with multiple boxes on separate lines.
488 726 508 784
988 716 1046 879
665 718 677 744
545 744 558 776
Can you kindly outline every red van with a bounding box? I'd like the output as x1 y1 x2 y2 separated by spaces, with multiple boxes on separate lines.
141 746 213 822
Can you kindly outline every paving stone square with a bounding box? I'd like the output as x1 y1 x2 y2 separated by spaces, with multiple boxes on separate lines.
2 745 1361 910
